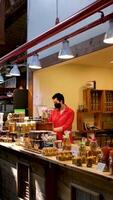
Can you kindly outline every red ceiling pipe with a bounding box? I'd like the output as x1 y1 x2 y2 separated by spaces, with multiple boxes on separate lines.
0 0 113 65
13 12 113 64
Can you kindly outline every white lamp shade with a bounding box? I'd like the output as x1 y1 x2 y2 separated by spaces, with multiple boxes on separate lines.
10 64 20 76
29 54 42 69
103 19 113 44
5 72 12 77
58 39 74 59
0 73 4 83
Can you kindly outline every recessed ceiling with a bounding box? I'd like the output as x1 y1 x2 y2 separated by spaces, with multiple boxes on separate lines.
60 45 113 68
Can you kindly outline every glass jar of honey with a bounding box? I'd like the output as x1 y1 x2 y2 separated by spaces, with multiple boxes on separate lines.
8 122 16 132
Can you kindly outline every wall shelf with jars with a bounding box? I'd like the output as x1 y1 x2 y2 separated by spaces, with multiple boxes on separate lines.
77 89 113 132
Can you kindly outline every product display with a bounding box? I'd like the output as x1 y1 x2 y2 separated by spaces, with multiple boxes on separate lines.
86 156 93 167
42 147 57 156
7 113 25 122
72 156 82 166
56 150 72 161
0 136 12 143
79 142 86 156
62 132 71 150
1 107 113 178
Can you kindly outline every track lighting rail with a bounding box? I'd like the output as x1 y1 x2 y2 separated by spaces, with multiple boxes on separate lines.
0 0 113 65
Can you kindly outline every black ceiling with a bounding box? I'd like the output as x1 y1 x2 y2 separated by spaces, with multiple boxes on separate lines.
0 0 27 58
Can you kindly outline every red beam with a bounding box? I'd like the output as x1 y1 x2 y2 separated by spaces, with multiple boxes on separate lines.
13 12 113 64
0 0 113 65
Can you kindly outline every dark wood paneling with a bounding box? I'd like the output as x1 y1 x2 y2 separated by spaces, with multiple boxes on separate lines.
45 163 57 200
0 0 5 44
17 162 30 200
71 184 103 200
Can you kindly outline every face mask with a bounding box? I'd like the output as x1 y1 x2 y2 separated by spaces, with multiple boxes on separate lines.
54 103 61 109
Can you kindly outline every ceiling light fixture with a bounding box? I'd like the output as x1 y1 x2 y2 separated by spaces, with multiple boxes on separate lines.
10 64 20 76
0 73 4 83
58 39 74 59
5 72 12 77
103 19 113 44
29 54 42 69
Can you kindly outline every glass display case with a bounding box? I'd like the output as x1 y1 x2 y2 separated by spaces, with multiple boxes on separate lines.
23 130 56 150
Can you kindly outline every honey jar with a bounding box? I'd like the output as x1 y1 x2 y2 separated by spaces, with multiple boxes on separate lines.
86 156 93 167
72 157 82 166
8 122 16 132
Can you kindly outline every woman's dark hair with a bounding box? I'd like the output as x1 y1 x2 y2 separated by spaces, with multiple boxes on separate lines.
52 93 65 104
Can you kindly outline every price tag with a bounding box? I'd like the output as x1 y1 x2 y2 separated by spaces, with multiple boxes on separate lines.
72 149 78 156
96 162 106 172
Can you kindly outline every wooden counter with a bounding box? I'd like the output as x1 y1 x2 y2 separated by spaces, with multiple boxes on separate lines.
0 143 113 200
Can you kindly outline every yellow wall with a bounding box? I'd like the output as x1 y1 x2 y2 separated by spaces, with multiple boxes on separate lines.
33 63 113 130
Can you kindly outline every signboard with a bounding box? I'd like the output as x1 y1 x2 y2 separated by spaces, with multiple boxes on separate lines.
96 162 106 172
0 0 5 44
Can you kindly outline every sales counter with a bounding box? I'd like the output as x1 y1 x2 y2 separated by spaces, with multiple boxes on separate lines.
0 143 113 200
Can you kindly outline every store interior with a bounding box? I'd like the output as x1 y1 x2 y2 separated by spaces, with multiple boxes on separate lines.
0 1 113 200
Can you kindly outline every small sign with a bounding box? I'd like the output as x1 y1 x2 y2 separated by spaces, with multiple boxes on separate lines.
86 80 96 89
96 162 106 172
72 149 78 156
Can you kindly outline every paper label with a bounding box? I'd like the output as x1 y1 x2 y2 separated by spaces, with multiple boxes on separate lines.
96 162 106 172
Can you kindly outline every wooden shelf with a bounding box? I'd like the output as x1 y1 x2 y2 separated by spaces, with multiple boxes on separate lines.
0 88 14 115
83 89 103 112
0 96 13 100
77 89 113 132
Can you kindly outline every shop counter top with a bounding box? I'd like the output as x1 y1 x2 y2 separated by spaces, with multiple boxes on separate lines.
0 142 113 181
0 142 113 200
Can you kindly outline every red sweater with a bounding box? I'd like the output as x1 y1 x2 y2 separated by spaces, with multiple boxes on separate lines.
48 105 74 140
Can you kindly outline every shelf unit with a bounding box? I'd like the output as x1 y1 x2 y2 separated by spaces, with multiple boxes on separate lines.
103 90 113 112
0 88 28 117
77 111 102 131
0 88 14 116
83 89 103 112
77 89 113 131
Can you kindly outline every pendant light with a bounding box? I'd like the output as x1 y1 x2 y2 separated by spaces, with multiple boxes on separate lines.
5 72 12 77
103 19 113 44
58 39 74 59
0 73 4 83
10 64 20 76
29 54 42 69
5 68 12 77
